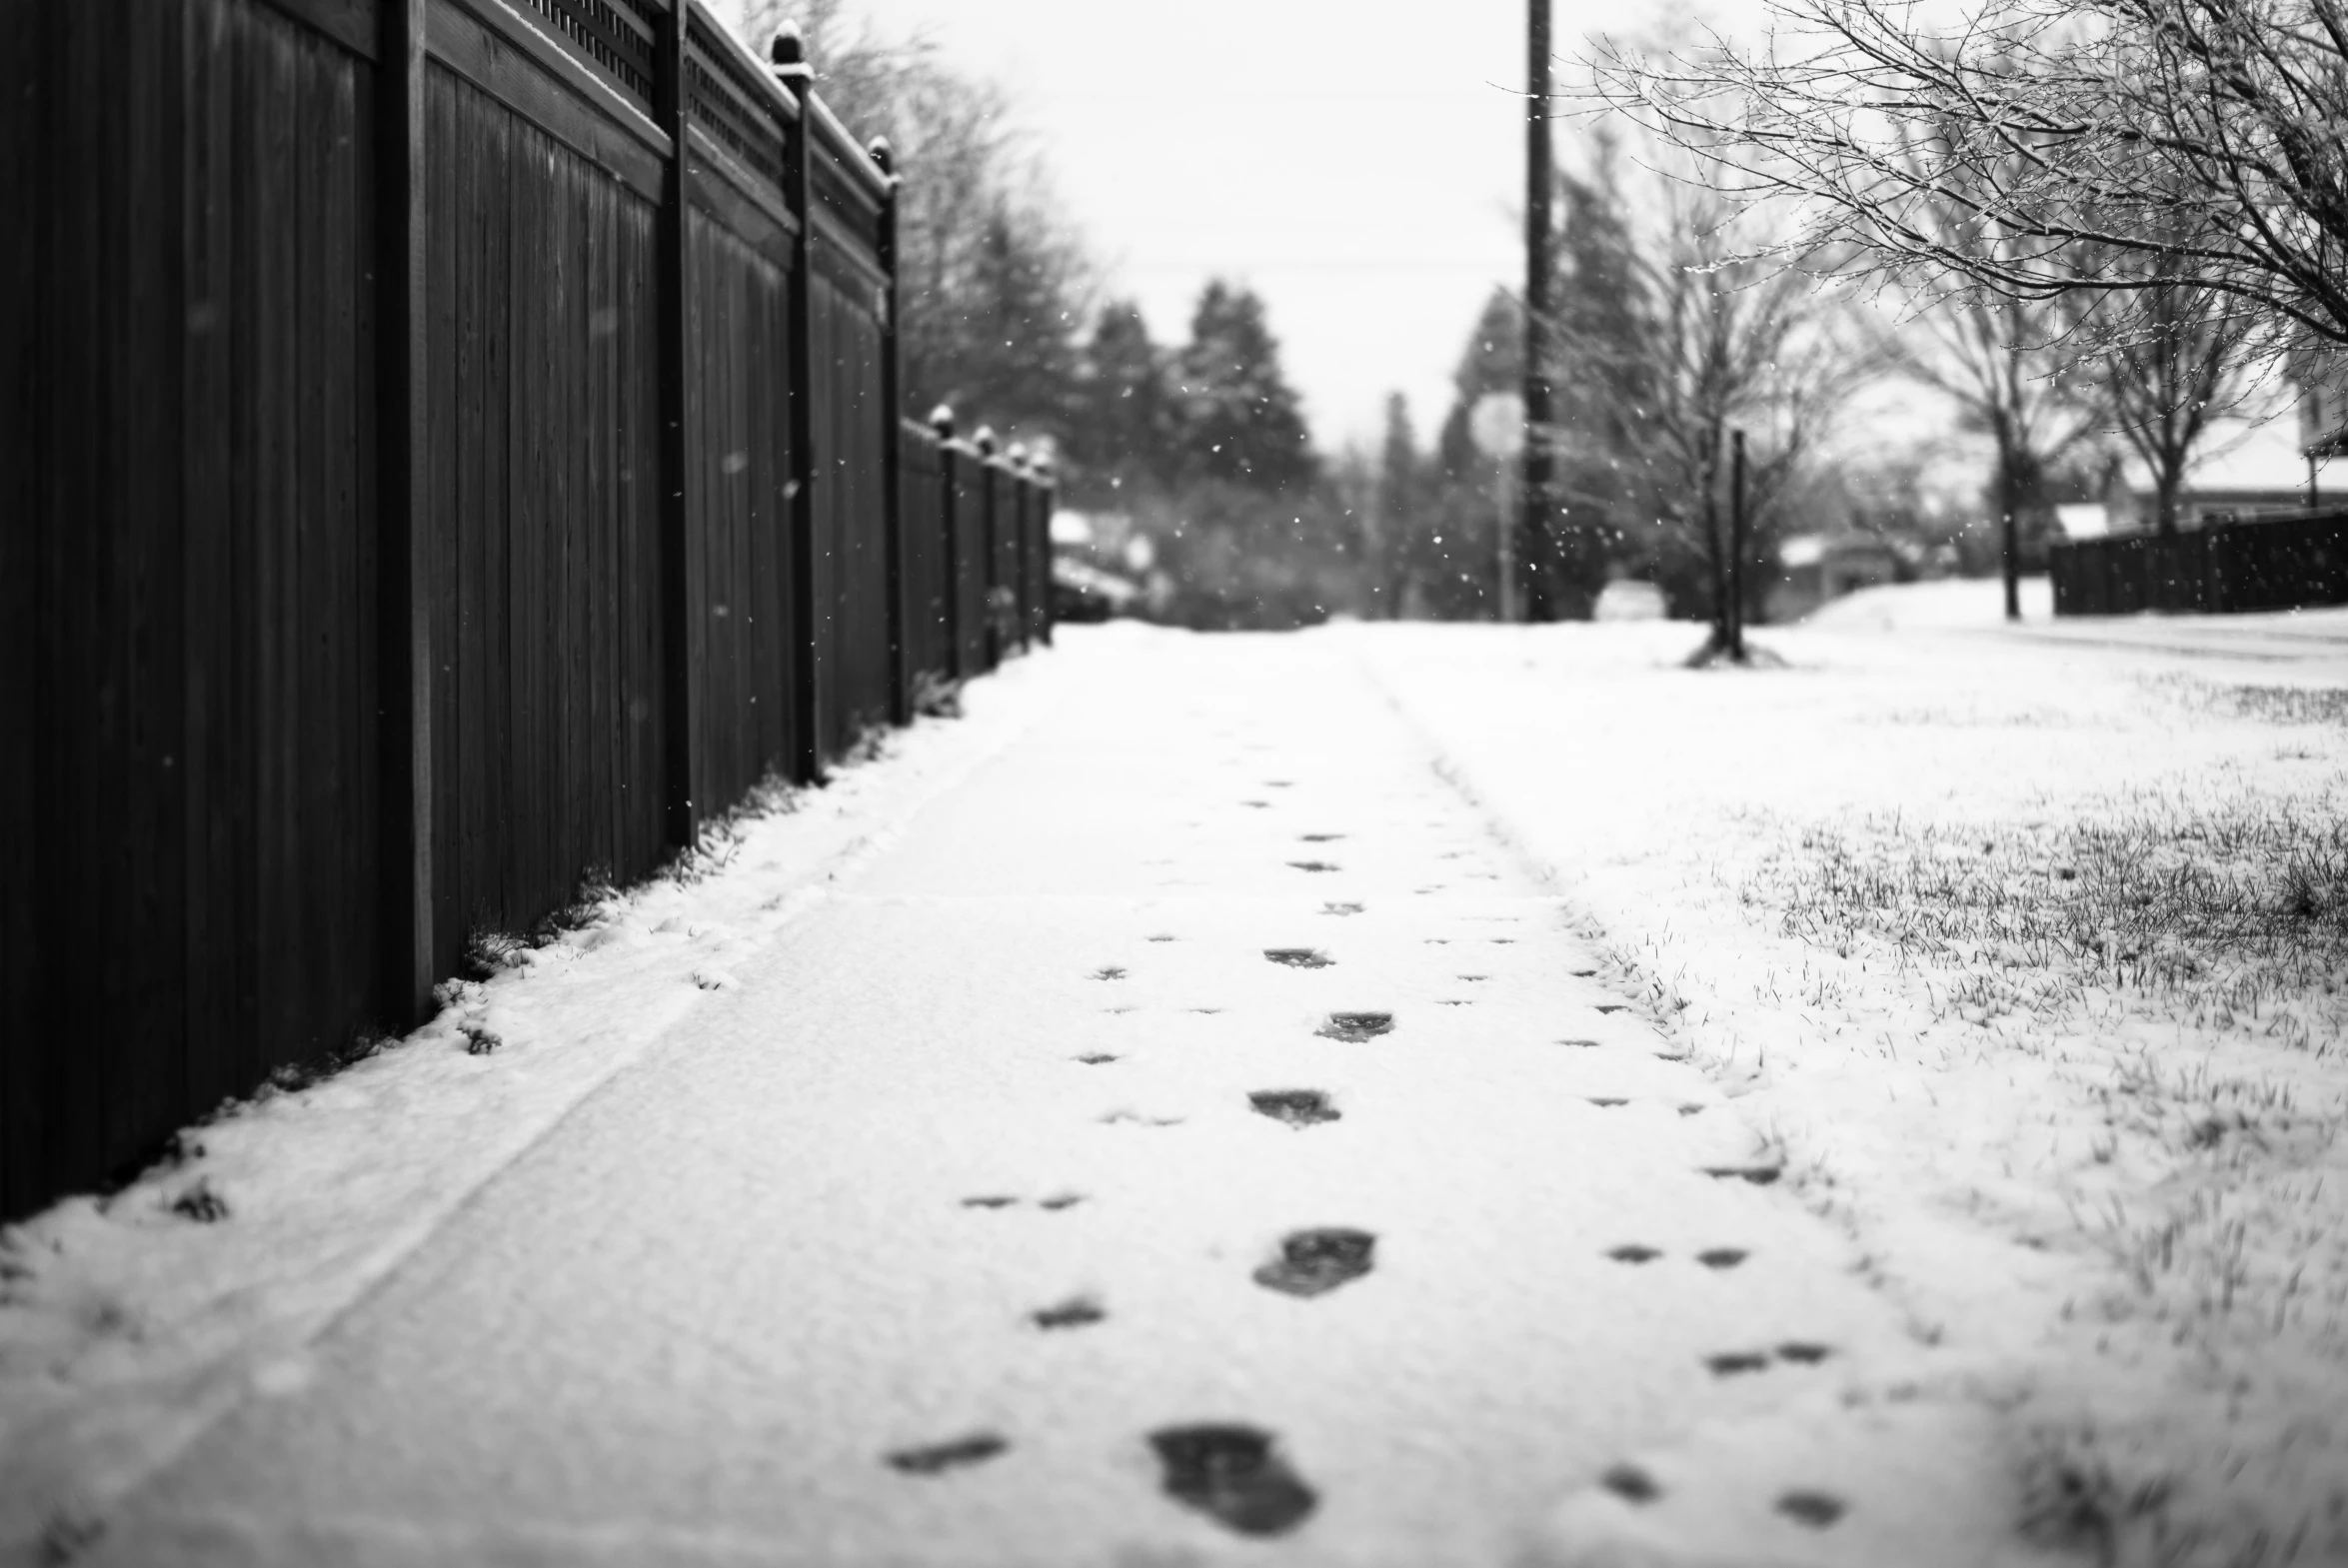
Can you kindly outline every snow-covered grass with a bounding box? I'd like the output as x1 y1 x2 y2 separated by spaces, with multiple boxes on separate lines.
1348 604 2348 1565
0 653 1075 1562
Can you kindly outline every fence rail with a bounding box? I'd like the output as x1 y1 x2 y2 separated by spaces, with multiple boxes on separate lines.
2 0 1055 1222
2049 511 2348 617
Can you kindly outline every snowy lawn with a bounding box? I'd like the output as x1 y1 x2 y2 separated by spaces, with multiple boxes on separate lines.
0 654 1077 1561
1349 590 2348 1565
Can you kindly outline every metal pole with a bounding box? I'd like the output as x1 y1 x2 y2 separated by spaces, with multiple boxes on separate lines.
1728 429 1747 660
1495 456 1515 623
1519 0 1553 623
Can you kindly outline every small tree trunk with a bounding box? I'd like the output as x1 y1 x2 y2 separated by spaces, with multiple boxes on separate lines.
1727 430 1747 659
2154 462 2182 537
1995 435 2025 623
1703 450 1726 650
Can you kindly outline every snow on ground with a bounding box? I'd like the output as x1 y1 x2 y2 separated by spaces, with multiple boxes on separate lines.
0 653 1077 1561
7 596 2348 1565
1804 574 2055 630
57 629 2045 1568
1348 598 2348 1565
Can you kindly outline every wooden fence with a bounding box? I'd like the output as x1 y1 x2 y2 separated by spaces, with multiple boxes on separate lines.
2050 510 2348 617
1 0 1055 1223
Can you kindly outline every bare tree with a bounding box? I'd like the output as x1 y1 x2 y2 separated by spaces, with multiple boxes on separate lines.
1548 149 1868 654
728 1 1094 438
2073 271 2263 533
1582 0 2348 352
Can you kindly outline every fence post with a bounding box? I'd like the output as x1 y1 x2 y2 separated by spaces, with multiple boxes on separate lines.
1008 443 1032 653
1035 457 1057 647
772 28 825 782
974 426 1000 668
931 405 962 682
654 0 700 844
871 136 909 727
933 406 957 683
378 0 434 1022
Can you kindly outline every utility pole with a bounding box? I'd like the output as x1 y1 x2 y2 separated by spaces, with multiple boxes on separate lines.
1520 0 1554 623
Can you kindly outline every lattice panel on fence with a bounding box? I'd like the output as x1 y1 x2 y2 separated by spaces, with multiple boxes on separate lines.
685 9 788 191
512 0 661 111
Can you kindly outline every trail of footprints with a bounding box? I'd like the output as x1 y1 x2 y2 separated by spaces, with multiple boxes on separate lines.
896 773 1847 1542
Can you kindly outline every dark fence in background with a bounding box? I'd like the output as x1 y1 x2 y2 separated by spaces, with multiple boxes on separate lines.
3 0 1055 1223
2050 510 2348 617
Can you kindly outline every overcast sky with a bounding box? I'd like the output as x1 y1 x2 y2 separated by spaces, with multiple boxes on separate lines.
724 1 1648 453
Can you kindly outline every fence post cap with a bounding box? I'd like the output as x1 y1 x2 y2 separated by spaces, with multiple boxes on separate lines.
867 135 895 176
928 404 956 439
1008 442 1030 470
1033 456 1055 481
769 23 812 82
974 426 999 458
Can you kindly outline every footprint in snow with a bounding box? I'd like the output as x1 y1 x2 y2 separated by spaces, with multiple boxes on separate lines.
886 1433 1009 1475
1263 948 1331 968
1288 860 1339 873
1321 902 1364 916
1599 1464 1661 1504
1777 1490 1847 1528
1249 1089 1340 1127
1032 1296 1106 1330
1150 1425 1318 1537
1253 1228 1375 1297
1317 1012 1392 1042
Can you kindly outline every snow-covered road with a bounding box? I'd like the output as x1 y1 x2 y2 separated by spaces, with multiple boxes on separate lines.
78 629 2038 1567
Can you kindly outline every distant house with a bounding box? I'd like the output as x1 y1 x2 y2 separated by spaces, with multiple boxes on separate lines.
2052 503 2111 541
1770 532 1906 622
2099 418 2334 533
2299 349 2348 462
2096 362 2345 532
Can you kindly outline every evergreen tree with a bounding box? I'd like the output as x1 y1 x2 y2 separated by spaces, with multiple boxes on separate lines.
933 201 1086 444
1373 393 1421 617
1543 167 1655 605
1437 289 1523 483
1173 281 1316 495
1064 300 1169 504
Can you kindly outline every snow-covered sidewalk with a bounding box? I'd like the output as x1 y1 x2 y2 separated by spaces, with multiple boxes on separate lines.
9 624 2052 1568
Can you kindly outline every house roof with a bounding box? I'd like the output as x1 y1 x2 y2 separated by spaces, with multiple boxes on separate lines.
2113 418 2326 498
